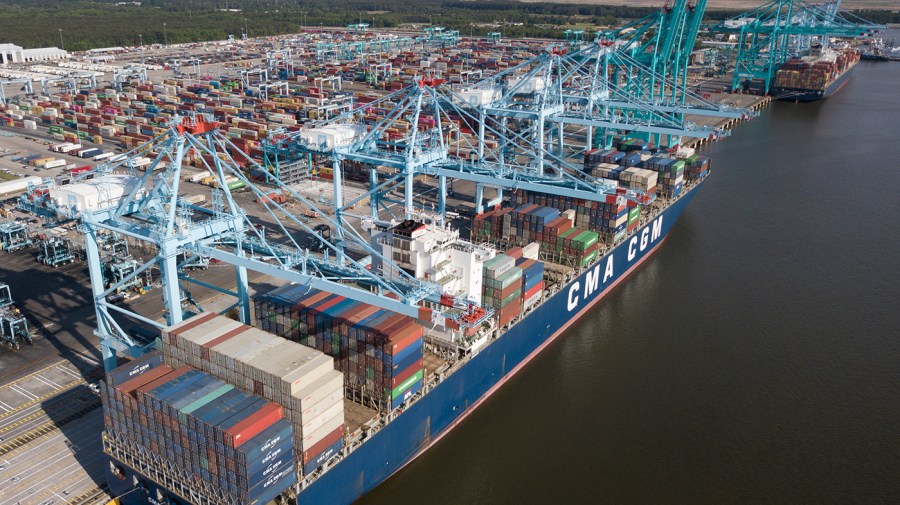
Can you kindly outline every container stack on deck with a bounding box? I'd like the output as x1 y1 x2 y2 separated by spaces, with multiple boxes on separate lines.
774 50 859 91
472 203 603 267
643 157 685 198
100 352 297 505
482 254 523 327
516 258 545 310
254 285 425 412
159 314 346 477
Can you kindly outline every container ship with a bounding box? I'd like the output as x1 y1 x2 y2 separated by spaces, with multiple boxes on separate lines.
772 46 860 102
101 143 712 505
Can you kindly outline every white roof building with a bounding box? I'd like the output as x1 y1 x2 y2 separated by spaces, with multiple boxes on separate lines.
0 44 69 64
49 175 140 216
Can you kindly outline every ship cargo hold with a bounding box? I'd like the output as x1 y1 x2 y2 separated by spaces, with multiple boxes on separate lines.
772 47 860 102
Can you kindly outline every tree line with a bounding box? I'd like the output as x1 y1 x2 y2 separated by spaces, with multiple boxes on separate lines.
0 0 893 52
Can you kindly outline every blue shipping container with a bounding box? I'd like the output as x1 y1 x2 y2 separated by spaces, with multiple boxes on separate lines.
105 351 163 387
391 380 423 410
303 437 344 475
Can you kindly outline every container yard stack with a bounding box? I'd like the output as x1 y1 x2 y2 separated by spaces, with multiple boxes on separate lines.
159 314 346 477
100 352 297 505
253 285 425 413
482 254 522 327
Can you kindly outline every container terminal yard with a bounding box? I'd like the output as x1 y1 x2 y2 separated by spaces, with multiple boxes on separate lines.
0 1 883 504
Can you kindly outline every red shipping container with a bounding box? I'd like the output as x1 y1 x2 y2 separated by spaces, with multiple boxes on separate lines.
505 246 523 259
135 365 193 395
391 358 424 388
116 365 174 395
386 323 424 356
524 282 543 300
203 325 252 352
226 402 283 448
302 426 344 464
498 303 520 327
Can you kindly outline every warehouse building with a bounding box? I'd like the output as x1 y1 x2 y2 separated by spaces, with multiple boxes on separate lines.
0 43 69 64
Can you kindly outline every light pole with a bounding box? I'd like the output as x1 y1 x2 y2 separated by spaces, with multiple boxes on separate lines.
163 23 168 47
138 34 143 49
58 29 64 51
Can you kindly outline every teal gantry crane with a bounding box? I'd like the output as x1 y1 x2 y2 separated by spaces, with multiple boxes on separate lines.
711 0 882 93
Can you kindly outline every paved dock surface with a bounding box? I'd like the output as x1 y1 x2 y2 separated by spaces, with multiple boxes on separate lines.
0 361 111 505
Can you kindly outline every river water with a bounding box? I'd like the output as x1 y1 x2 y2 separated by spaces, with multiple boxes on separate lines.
359 50 900 504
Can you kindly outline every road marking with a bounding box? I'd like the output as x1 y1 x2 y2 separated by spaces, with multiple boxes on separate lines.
57 366 83 379
10 384 37 400
2 360 69 387
0 400 12 412
34 373 63 389
0 398 100 458
64 484 110 505
0 378 85 423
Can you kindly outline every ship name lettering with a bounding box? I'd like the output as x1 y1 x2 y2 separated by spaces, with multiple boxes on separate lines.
628 216 665 261
567 281 580 311
651 215 663 241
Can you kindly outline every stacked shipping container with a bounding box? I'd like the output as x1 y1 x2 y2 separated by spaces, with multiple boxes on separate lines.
516 257 545 311
160 313 345 477
482 254 523 327
643 157 685 198
774 50 859 91
101 353 297 505
253 285 425 412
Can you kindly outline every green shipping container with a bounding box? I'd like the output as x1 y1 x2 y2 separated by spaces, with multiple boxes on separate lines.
226 180 246 191
557 227 578 246
628 207 640 223
48 126 63 134
486 288 522 309
670 160 686 174
492 267 522 290
387 369 425 399
581 249 599 267
571 230 599 250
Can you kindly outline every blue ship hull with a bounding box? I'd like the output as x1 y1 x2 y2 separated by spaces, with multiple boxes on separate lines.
773 62 856 102
106 178 705 505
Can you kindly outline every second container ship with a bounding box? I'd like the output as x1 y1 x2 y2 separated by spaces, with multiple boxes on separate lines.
772 46 860 101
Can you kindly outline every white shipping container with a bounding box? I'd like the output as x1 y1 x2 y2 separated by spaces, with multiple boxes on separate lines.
522 242 541 260
43 159 67 169
186 171 209 183
301 411 344 446
0 176 42 196
93 152 114 161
